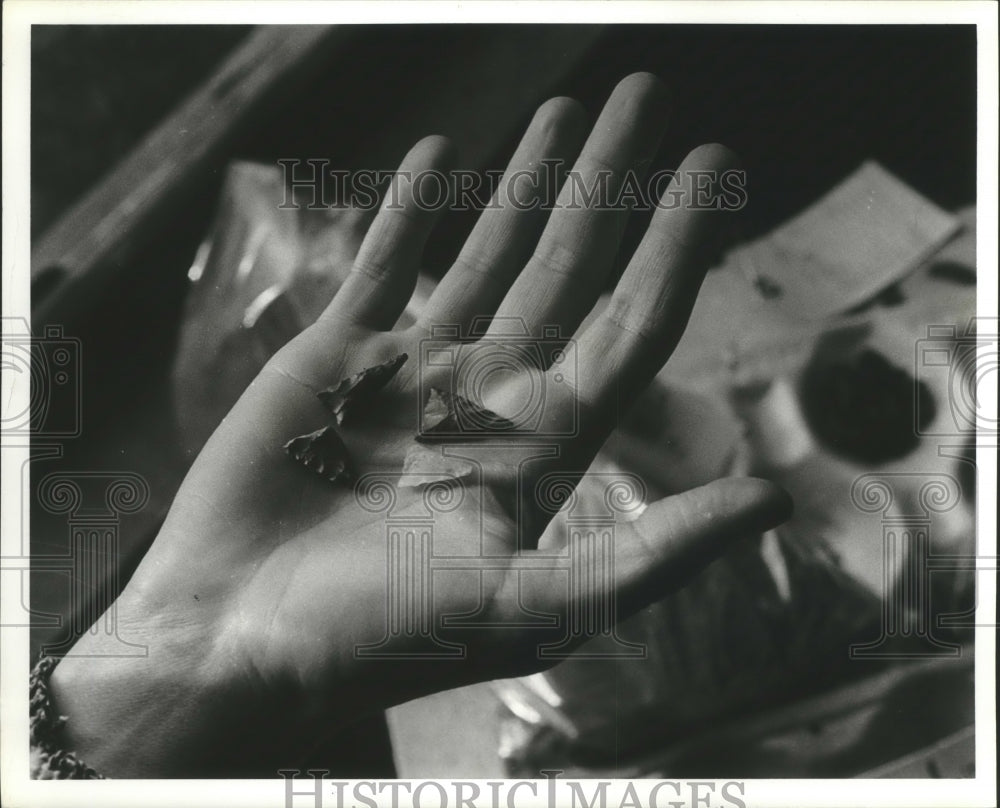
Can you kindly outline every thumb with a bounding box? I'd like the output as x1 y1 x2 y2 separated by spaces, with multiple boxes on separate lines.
523 477 793 624
612 477 793 614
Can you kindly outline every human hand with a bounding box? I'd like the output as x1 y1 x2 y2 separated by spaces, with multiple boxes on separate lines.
50 73 791 776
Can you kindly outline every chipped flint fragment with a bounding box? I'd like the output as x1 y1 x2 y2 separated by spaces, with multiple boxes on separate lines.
289 354 406 483
284 425 354 483
398 443 475 488
416 387 516 443
421 387 452 431
317 353 408 425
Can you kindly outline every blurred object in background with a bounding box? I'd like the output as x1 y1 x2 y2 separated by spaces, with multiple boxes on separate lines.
732 161 959 320
172 163 366 451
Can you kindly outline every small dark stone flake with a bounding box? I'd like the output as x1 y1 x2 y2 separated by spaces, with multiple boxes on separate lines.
317 353 409 425
284 425 354 483
416 387 516 442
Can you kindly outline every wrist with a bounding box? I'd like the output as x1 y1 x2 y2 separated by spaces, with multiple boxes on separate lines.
47 598 308 777
49 625 229 776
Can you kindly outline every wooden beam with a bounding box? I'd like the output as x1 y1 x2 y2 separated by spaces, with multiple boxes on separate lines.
31 25 346 292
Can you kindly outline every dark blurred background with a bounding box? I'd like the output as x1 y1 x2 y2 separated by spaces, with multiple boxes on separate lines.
33 25 976 241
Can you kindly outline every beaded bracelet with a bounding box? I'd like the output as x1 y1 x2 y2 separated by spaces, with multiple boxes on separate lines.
29 656 105 780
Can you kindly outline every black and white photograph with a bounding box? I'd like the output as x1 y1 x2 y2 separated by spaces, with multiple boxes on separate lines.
1 3 997 807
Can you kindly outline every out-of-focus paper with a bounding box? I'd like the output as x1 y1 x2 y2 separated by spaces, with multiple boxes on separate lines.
734 161 960 320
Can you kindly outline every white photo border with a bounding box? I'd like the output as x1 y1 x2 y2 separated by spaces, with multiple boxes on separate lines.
2 2 996 807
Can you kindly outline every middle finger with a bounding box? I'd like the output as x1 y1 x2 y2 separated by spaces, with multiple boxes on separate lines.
486 72 671 342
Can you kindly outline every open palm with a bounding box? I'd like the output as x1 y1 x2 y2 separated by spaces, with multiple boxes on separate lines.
52 74 790 776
